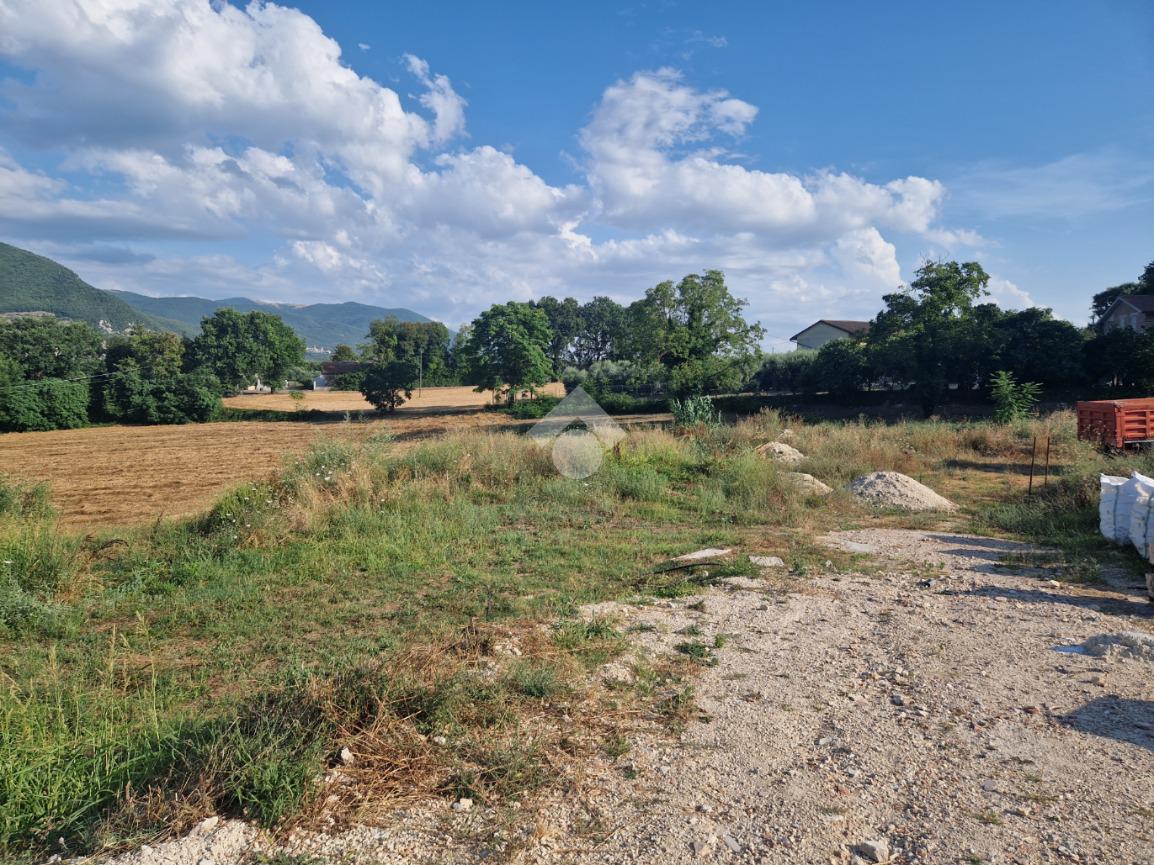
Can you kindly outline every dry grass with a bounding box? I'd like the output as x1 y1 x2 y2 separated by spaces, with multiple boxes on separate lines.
0 385 608 530
223 384 566 416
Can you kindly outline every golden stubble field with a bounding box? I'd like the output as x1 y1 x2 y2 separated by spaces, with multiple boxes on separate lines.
0 386 565 529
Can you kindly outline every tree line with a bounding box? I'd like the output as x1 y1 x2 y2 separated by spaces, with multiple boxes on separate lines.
337 270 765 412
4 258 1153 431
758 258 1154 416
0 308 305 432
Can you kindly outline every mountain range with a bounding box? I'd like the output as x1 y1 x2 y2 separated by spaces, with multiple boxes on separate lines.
0 241 432 352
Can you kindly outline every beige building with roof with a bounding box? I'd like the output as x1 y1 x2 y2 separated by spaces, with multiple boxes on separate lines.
789 319 871 351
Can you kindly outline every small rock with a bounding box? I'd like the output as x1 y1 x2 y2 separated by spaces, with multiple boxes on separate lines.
692 837 714 857
721 833 742 853
432 735 447 745
674 548 732 563
339 746 355 765
452 797 474 812
749 555 785 568
600 662 635 686
857 838 890 863
890 693 906 707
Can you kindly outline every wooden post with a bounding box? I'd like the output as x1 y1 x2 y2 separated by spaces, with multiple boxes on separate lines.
1028 436 1037 496
1043 436 1052 488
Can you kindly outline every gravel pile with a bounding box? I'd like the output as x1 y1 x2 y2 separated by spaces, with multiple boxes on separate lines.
100 817 256 865
755 441 806 465
1081 631 1154 661
849 471 957 511
787 472 832 496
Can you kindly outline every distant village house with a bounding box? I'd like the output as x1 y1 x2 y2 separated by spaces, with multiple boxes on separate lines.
1098 295 1154 333
790 319 871 351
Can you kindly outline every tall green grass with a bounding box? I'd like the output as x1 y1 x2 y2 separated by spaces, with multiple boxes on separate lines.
0 477 80 637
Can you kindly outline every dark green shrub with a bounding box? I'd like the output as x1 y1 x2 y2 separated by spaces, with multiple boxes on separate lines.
0 378 88 432
494 395 560 419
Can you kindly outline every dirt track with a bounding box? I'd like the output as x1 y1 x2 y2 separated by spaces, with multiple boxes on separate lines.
539 530 1154 865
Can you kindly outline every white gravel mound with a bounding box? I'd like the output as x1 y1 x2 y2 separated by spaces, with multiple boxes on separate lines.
755 441 805 465
102 817 257 865
849 471 957 512
1081 631 1154 661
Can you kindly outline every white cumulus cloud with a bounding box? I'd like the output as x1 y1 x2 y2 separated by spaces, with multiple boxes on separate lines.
0 0 985 337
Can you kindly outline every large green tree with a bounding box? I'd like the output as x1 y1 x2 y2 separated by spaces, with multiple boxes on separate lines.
0 317 103 432
363 318 453 386
0 378 89 432
361 359 419 412
625 271 764 396
1084 327 1154 391
458 302 553 403
0 316 103 380
532 296 584 372
188 309 305 391
869 260 991 416
572 296 627 367
99 330 220 425
811 339 872 397
993 308 1087 389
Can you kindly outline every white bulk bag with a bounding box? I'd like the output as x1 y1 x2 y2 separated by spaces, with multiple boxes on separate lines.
1128 472 1154 558
1100 474 1130 544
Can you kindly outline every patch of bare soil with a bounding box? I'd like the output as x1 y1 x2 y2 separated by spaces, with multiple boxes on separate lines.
95 531 1154 865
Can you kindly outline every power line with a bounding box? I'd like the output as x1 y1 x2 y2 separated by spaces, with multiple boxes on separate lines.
0 357 176 395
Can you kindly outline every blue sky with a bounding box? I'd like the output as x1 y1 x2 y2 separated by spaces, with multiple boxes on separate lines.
0 0 1151 346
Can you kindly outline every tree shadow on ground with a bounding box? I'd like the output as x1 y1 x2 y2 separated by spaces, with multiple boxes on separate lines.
943 459 1043 476
1062 696 1154 753
944 584 1152 617
922 533 1058 574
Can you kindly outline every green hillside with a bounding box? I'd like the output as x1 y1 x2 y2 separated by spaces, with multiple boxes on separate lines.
0 242 166 332
109 290 435 350
0 240 438 350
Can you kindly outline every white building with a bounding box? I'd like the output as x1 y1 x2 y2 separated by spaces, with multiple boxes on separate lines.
790 319 871 351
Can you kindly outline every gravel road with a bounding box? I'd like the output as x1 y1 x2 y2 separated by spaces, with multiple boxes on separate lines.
94 530 1154 865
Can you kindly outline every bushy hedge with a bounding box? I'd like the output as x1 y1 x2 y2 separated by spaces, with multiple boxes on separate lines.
0 379 89 432
100 365 220 425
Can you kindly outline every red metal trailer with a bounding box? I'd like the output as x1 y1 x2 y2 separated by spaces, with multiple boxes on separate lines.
1076 398 1154 450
